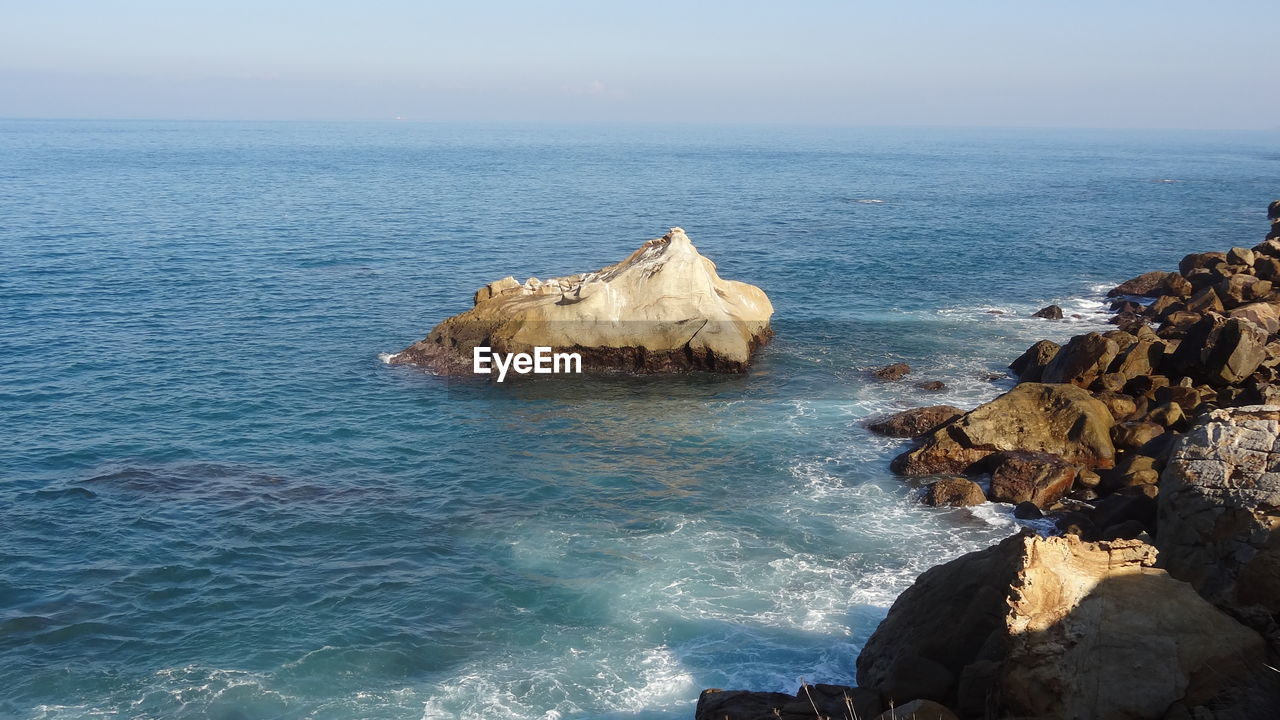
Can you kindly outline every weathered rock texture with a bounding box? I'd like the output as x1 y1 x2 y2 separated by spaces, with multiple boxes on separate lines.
866 406 965 438
1159 406 1280 646
891 383 1115 475
856 533 1266 720
390 228 773 374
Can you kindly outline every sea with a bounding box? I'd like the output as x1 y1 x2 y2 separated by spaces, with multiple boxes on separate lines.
1 120 1276 719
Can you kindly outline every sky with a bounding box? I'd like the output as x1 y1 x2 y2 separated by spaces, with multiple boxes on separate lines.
0 0 1276 129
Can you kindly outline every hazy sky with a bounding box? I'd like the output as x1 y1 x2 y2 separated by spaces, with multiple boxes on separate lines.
1 0 1275 128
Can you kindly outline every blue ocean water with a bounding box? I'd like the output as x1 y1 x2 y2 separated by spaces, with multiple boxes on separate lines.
1 120 1276 719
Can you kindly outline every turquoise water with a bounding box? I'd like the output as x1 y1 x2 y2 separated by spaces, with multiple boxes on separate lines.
1 121 1276 719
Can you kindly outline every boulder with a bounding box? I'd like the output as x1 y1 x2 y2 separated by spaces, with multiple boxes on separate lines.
855 533 1266 718
1094 391 1139 421
984 450 1077 508
1032 304 1063 319
1109 338 1164 380
1179 252 1228 277
891 383 1115 475
1168 315 1268 387
1108 271 1175 298
1228 301 1280 335
389 228 773 374
874 363 911 381
1159 272 1194 299
1255 238 1280 260
1145 295 1183 320
1184 287 1224 315
922 477 988 507
871 699 959 720
1040 332 1120 388
1009 340 1059 382
694 685 882 720
1215 274 1272 309
1112 421 1165 451
1158 406 1280 642
915 380 946 391
867 406 965 438
1227 246 1256 267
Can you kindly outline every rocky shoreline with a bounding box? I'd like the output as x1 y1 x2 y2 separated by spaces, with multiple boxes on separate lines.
695 201 1280 719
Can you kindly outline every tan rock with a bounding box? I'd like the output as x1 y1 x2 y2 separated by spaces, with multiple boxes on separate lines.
1041 332 1119 387
921 476 986 507
855 533 1266 718
390 228 773 374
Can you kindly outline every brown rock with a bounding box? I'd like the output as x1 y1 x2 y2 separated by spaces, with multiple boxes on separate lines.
1228 301 1280 335
855 533 1266 718
1145 295 1183 320
1179 251 1227 277
1040 332 1119 388
1111 421 1165 451
891 383 1115 475
1254 255 1280 282
1253 237 1280 259
1184 287 1225 315
1160 272 1194 298
1169 315 1269 387
1008 340 1060 382
922 477 988 507
1216 274 1272 309
985 450 1077 508
915 380 946 391
1147 401 1188 429
1108 338 1164 380
1031 304 1063 319
1227 246 1257 267
1093 391 1138 422
1107 271 1175 298
866 406 964 438
873 363 911 381
1108 311 1146 332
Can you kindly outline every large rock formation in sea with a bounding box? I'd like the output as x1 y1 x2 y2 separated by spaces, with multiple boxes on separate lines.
855 533 1267 719
388 228 773 374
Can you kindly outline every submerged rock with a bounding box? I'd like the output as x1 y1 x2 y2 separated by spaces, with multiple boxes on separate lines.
872 362 911 381
390 228 773 374
855 533 1266 718
1032 304 1063 319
